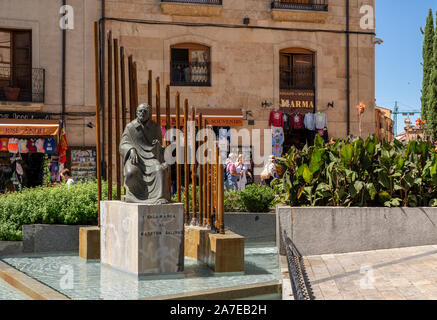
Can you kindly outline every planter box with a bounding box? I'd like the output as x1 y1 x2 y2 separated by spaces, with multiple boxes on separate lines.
23 224 91 253
224 213 276 244
276 206 437 256
0 241 23 256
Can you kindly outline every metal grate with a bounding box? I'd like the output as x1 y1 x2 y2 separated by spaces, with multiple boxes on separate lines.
271 0 328 11
283 231 314 300
0 66 45 103
280 65 315 91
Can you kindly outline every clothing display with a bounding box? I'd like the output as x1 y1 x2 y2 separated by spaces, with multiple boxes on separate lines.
304 113 316 131
269 109 284 128
27 139 37 153
19 139 28 153
35 138 45 153
290 113 304 130
0 138 8 152
271 126 284 138
7 138 19 154
44 139 57 155
315 112 327 130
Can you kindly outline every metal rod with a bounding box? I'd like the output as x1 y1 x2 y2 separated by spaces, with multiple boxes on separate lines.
148 70 152 107
206 125 212 228
120 46 127 130
176 92 181 203
215 146 219 231
203 119 208 227
128 55 135 121
184 99 189 225
156 77 161 128
107 31 113 201
165 85 171 196
217 146 225 234
198 113 203 226
191 107 197 225
93 21 102 226
113 38 121 200
133 62 139 108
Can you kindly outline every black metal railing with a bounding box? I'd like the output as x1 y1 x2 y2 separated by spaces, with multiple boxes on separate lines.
171 61 211 86
161 0 222 5
283 231 314 300
271 0 328 11
0 67 45 103
280 65 315 90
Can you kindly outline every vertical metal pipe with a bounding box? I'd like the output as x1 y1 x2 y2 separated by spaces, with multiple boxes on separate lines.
191 107 197 225
217 147 224 234
165 85 171 195
215 146 220 232
346 0 351 136
148 70 152 107
198 113 203 226
120 46 127 130
107 31 113 201
184 99 189 225
156 77 161 127
206 125 212 228
128 55 135 121
61 0 66 123
113 38 121 200
176 92 181 203
133 62 139 108
93 21 102 226
203 119 208 227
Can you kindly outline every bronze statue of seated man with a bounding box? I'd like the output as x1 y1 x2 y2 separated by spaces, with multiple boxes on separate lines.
120 103 170 204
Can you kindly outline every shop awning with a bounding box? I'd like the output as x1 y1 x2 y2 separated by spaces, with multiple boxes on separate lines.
152 108 243 127
0 119 60 136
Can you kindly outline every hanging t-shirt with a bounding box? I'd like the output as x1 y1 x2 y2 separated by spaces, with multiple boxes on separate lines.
44 139 57 155
271 126 284 138
19 139 28 153
304 113 316 131
0 138 8 151
269 109 284 127
315 112 327 130
8 138 19 154
27 139 37 153
290 113 304 130
35 138 45 153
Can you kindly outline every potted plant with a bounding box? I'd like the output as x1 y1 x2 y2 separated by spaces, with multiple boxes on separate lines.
4 83 20 101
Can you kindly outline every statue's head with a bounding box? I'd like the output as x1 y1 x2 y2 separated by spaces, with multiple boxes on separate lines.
136 103 151 124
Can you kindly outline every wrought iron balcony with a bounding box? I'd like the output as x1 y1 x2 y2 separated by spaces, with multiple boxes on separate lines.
280 65 315 91
171 61 211 87
161 0 222 5
0 67 45 103
271 0 328 12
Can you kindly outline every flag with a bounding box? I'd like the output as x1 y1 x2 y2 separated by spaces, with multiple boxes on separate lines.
57 120 68 164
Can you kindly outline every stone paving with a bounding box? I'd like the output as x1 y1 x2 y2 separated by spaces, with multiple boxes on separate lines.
304 245 437 300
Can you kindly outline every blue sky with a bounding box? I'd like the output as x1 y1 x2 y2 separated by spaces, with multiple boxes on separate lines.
375 0 437 135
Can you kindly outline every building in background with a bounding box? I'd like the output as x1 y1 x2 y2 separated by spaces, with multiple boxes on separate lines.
375 106 394 142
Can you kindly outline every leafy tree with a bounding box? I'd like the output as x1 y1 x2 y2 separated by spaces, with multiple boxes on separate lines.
427 12 437 140
422 9 434 123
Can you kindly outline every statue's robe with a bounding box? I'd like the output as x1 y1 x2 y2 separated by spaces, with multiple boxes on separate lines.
120 118 170 204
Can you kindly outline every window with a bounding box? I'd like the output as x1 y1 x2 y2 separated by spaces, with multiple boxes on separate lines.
280 48 314 90
170 43 211 86
0 29 33 101
271 0 328 11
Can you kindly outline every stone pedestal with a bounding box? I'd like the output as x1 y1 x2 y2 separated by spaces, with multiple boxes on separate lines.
100 201 184 276
79 226 100 260
184 226 245 273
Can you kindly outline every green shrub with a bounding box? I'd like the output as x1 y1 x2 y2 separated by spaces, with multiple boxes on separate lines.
224 190 245 212
273 135 437 208
238 184 275 213
0 181 117 241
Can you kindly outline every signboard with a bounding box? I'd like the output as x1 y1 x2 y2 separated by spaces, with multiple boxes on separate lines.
69 147 97 182
280 89 315 114
0 119 59 136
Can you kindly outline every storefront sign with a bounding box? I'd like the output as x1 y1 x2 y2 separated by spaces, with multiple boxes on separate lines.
152 115 243 127
280 90 315 112
0 120 59 136
0 112 51 120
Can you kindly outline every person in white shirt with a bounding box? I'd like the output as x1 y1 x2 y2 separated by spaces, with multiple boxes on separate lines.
60 169 75 187
236 154 251 191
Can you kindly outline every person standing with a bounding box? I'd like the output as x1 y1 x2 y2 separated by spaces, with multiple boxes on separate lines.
236 154 251 191
260 156 277 187
60 169 75 187
225 153 241 191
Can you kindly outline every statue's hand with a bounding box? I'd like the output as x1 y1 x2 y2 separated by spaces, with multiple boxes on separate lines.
152 139 159 146
161 162 169 170
130 149 138 165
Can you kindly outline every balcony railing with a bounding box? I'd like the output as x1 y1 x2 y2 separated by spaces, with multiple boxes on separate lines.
161 0 222 5
271 0 328 11
280 65 315 91
171 61 211 87
0 67 45 103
